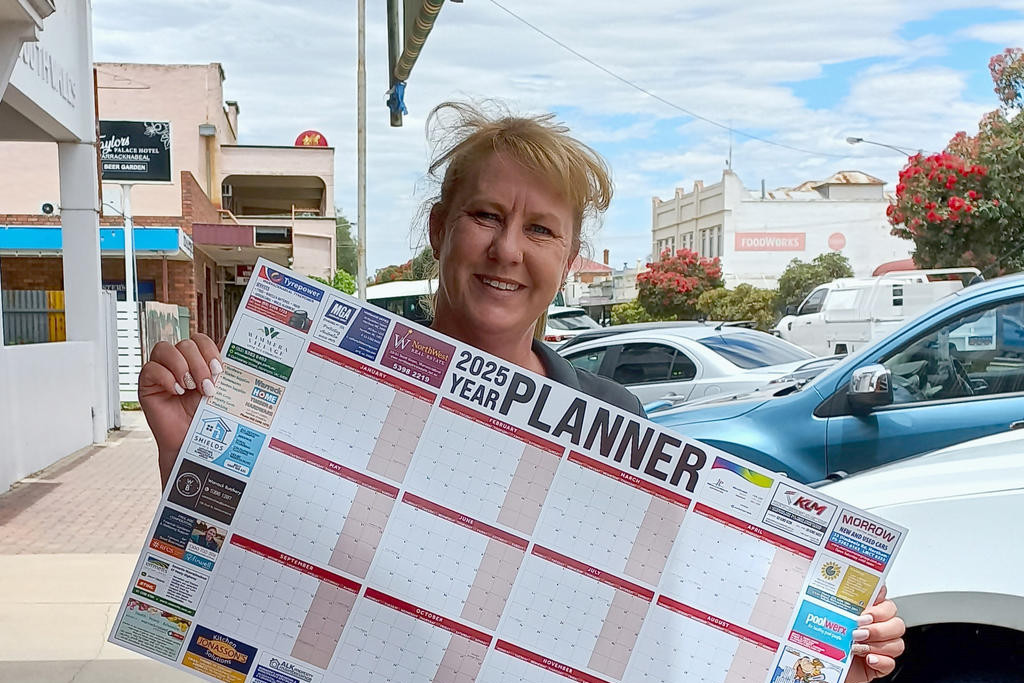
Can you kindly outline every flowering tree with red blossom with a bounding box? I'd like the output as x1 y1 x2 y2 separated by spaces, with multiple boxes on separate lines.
637 248 724 319
370 260 414 284
889 48 1024 274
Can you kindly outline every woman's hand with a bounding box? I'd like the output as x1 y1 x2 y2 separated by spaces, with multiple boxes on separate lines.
846 586 906 682
138 334 222 488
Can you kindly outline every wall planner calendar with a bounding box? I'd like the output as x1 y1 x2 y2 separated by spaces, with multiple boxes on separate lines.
111 258 907 683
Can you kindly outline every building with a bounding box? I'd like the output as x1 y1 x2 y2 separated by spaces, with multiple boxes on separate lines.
564 252 643 324
0 62 337 343
651 170 913 288
0 0 110 490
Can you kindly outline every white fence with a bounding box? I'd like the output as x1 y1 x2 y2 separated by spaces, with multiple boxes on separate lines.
116 303 143 403
116 301 185 403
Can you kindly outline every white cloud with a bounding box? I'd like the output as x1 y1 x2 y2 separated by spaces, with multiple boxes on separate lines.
960 20 1024 44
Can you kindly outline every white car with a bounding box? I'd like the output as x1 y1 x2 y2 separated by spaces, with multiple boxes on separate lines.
775 268 977 357
821 429 1024 682
543 306 601 345
557 323 815 405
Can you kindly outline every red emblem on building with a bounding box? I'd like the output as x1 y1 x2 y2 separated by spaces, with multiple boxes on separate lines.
294 130 328 147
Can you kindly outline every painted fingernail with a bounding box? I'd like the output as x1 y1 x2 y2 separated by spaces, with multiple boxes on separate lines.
851 644 870 656
867 655 880 667
210 358 223 376
183 372 197 391
852 628 870 642
173 383 185 395
202 378 216 397
856 613 875 626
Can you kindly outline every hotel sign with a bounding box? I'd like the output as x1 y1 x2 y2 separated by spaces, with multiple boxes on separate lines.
99 120 172 183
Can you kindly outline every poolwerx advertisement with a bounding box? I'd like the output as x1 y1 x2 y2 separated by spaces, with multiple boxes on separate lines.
789 600 857 662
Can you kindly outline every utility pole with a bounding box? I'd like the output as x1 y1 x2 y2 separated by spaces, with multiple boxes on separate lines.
356 0 367 299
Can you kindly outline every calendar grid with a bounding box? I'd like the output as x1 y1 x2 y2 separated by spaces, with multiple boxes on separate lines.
202 534 361 670
659 503 814 639
624 595 779 683
233 437 399 578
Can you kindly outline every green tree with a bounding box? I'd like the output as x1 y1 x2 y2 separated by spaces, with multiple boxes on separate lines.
697 285 778 331
309 269 356 295
610 299 671 325
776 252 854 311
410 247 436 280
636 249 723 320
888 47 1024 274
370 247 435 285
335 211 358 278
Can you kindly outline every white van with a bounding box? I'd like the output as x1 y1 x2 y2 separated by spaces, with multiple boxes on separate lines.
776 268 980 357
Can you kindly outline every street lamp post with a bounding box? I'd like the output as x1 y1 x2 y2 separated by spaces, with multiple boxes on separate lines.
356 0 367 300
845 136 922 157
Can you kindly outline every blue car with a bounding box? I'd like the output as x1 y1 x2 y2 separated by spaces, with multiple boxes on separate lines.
649 274 1024 483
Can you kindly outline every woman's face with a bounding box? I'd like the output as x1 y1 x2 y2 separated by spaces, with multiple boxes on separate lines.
430 153 577 347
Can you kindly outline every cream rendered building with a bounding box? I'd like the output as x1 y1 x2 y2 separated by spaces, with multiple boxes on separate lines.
651 170 913 288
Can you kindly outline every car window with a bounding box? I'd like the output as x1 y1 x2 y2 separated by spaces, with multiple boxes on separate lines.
798 287 828 315
564 347 606 374
671 351 697 381
548 312 601 330
610 343 684 385
882 299 1024 405
698 330 813 369
823 288 860 311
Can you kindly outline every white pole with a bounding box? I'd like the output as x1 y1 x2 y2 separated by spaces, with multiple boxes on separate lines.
121 184 138 311
121 184 141 377
0 254 5 345
356 0 367 300
60 141 108 442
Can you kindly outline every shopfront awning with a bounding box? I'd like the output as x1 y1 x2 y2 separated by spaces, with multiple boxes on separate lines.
191 222 290 267
0 225 193 259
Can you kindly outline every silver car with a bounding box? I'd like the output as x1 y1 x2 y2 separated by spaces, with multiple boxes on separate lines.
557 323 815 405
543 306 602 345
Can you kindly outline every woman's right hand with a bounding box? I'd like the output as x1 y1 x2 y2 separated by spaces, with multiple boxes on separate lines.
138 334 223 488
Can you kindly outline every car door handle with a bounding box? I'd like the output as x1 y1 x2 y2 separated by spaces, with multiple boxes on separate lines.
1011 420 1024 430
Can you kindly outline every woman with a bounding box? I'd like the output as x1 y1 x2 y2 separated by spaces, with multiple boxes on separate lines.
139 101 904 681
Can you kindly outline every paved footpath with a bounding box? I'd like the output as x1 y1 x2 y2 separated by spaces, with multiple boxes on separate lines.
0 411 195 682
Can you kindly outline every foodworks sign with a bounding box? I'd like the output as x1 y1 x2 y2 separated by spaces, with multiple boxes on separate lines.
734 232 806 251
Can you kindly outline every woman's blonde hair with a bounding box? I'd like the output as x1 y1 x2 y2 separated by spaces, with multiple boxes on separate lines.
422 101 613 337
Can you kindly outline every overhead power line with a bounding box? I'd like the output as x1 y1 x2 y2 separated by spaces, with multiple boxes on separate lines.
487 0 850 160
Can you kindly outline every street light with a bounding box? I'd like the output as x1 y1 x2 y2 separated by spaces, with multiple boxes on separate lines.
845 136 921 157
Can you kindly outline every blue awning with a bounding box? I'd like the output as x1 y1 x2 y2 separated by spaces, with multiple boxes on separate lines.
0 226 192 259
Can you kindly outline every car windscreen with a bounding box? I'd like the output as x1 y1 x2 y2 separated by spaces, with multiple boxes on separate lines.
548 313 601 331
698 330 813 369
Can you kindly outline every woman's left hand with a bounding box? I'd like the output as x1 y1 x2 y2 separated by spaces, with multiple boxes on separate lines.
845 586 906 682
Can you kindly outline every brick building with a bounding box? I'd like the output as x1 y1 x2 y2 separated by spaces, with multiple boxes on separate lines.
1 170 223 337
0 62 336 343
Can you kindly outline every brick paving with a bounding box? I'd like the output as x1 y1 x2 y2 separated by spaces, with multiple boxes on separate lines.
0 411 163 555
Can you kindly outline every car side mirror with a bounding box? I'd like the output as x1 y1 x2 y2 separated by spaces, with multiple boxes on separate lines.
848 364 893 412
785 305 797 316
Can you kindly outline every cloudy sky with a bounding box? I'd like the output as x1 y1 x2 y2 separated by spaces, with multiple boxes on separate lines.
92 0 1024 273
